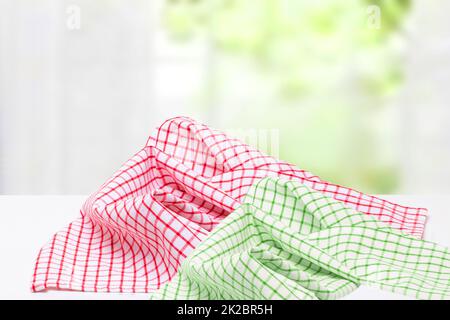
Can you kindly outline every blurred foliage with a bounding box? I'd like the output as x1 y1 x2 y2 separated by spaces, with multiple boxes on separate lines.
162 0 411 193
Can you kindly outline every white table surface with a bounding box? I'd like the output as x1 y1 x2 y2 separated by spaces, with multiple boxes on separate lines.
0 195 448 300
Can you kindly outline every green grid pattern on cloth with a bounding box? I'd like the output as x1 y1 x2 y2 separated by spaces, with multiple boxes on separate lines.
151 177 450 300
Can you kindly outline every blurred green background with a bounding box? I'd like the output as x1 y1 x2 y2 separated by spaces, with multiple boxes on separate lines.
163 0 411 194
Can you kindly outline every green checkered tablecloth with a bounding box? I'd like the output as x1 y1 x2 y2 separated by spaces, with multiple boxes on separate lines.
151 177 450 300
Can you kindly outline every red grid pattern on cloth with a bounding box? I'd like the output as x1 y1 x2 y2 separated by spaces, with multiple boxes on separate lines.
31 117 428 293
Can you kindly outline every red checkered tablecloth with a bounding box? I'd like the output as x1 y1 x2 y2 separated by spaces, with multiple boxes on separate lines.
31 117 428 293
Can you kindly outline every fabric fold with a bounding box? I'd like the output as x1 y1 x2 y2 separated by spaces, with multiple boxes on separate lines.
151 178 449 300
32 116 428 293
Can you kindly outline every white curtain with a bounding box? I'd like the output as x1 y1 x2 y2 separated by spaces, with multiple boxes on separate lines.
0 0 208 194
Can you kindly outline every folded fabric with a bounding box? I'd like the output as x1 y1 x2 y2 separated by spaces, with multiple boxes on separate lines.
31 117 428 293
151 177 449 300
